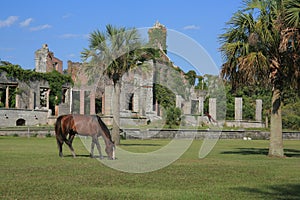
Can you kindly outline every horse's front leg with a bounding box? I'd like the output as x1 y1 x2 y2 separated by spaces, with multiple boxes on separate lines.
90 137 95 158
91 136 103 159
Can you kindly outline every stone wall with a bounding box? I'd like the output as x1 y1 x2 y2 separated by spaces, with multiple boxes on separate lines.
100 115 148 127
0 108 49 127
225 120 265 128
1 127 299 140
122 129 300 140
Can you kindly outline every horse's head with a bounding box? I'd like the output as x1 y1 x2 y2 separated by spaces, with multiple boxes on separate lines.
105 141 115 160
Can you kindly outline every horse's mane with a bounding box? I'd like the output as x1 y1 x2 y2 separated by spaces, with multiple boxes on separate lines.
96 115 113 143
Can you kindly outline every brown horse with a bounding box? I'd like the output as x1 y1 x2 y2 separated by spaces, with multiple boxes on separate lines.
55 114 115 160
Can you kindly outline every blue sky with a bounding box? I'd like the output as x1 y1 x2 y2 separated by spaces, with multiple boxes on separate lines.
1 0 242 75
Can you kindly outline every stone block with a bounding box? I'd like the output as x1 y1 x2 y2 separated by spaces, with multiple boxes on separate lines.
235 97 242 121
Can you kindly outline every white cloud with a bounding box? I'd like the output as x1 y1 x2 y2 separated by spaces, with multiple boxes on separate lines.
183 25 200 30
0 16 18 28
67 53 76 58
20 18 33 27
62 13 72 19
29 24 52 31
83 34 89 39
0 47 15 52
59 33 80 39
59 33 89 40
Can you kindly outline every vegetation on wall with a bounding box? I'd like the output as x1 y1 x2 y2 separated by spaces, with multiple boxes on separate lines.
0 64 73 105
148 26 167 53
184 70 197 86
153 83 175 109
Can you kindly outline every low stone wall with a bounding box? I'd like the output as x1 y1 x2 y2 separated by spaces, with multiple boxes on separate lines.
101 115 148 126
0 127 299 140
0 108 49 127
225 120 265 128
122 129 300 140
0 128 55 137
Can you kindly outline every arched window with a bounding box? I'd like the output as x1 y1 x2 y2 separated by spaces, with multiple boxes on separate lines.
16 118 26 126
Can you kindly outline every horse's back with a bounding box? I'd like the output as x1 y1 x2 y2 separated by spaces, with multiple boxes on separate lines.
72 114 101 136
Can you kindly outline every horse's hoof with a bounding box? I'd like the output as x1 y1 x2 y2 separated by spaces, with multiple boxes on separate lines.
99 156 104 160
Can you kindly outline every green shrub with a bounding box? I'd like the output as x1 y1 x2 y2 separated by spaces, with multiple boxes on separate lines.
45 133 52 138
165 107 181 128
282 101 300 131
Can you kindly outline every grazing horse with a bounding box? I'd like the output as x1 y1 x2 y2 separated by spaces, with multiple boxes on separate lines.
55 114 115 160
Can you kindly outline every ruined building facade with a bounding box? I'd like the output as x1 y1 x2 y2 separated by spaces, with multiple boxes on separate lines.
0 44 69 126
66 22 195 125
35 44 63 73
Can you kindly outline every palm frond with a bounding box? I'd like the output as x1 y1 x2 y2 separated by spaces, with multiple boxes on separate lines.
283 0 300 28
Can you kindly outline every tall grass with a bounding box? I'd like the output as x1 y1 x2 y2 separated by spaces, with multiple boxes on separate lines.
1 136 299 199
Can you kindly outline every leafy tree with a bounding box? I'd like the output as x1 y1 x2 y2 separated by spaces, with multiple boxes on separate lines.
220 0 300 157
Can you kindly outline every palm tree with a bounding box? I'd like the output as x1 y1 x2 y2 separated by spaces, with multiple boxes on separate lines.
220 0 299 157
82 25 157 145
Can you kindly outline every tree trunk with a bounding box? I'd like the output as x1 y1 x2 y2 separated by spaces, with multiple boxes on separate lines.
112 82 121 145
268 88 284 157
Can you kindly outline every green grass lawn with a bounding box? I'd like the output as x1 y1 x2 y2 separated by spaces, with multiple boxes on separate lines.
1 136 299 200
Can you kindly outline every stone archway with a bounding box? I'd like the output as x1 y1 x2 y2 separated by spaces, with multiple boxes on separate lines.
16 118 26 126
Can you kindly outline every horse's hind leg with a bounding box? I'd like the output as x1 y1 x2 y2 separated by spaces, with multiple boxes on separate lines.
56 139 64 157
66 134 76 158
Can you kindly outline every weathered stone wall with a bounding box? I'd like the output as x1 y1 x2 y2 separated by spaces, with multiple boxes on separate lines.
0 108 49 127
100 115 148 127
122 129 300 140
225 120 265 128
0 71 50 110
1 127 299 140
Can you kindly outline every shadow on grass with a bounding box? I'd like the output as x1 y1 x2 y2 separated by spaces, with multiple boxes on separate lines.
285 149 300 157
221 148 300 157
120 143 161 147
64 154 116 159
234 184 300 200
64 154 91 158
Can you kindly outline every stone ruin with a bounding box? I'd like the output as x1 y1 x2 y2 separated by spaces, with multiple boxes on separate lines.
35 44 63 73
0 22 265 128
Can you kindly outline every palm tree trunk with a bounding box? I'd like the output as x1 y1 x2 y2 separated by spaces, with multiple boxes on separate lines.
268 88 284 157
112 81 121 145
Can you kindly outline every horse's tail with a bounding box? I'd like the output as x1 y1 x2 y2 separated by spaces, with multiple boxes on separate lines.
55 115 65 144
96 115 113 142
